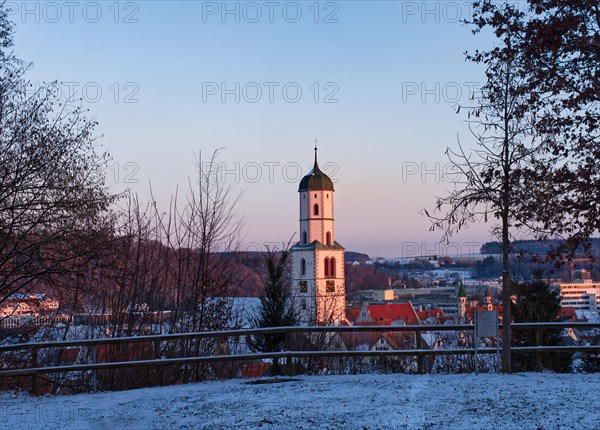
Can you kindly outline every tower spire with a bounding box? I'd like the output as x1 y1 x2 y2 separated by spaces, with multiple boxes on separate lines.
314 137 318 167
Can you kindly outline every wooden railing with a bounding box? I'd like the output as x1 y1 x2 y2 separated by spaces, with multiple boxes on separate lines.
1 322 599 395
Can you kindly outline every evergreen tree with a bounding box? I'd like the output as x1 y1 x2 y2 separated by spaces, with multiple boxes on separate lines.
248 245 298 374
511 280 572 372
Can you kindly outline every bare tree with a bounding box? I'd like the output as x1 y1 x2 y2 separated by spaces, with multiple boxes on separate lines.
426 3 541 372
154 151 243 331
149 150 244 381
467 0 599 261
83 150 245 389
0 4 114 327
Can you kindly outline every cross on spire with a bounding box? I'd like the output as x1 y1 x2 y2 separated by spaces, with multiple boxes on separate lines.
314 137 318 166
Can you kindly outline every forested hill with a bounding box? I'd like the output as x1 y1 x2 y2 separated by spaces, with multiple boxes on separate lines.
480 239 600 256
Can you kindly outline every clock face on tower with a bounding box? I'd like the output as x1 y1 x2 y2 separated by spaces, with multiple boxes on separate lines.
290 147 345 325
326 280 335 293
299 281 308 293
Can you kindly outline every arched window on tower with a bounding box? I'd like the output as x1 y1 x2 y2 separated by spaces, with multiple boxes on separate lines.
302 231 307 244
326 232 331 245
329 258 336 278
324 257 330 277
301 259 306 276
314 204 319 216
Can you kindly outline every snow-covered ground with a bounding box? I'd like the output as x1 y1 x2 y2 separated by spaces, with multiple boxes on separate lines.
0 373 598 429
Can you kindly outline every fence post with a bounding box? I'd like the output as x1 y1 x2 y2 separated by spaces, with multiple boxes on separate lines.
535 327 542 372
154 340 162 386
92 345 97 393
285 331 292 376
415 329 424 374
31 345 38 396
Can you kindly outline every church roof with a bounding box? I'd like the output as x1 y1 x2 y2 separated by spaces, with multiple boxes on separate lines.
298 148 334 192
291 241 345 251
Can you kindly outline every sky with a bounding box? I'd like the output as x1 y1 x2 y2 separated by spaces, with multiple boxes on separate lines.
8 0 505 258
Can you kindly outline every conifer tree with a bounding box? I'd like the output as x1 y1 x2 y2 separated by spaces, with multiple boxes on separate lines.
248 245 298 374
511 280 572 372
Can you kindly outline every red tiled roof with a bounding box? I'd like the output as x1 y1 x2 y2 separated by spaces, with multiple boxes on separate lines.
465 306 504 322
417 310 444 321
561 306 577 320
355 320 393 326
365 303 419 325
346 308 360 323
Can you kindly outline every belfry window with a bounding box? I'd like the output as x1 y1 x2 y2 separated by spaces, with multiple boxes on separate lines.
301 258 306 276
302 231 307 244
324 257 330 277
326 232 331 245
314 204 319 216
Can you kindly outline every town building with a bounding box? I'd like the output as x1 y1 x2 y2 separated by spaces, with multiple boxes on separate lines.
346 302 420 326
0 293 59 317
552 274 600 313
290 147 345 324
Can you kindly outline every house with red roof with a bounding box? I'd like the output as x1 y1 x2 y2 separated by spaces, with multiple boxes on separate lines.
560 306 578 322
346 303 420 326
416 309 445 323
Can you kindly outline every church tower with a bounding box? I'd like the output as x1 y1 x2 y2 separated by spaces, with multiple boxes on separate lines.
484 286 493 310
457 282 467 321
290 146 345 324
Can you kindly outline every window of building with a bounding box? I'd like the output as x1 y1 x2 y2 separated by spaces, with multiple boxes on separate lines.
301 299 307 310
301 259 306 276
302 231 307 244
326 232 331 245
314 204 319 216
314 194 317 198
324 257 330 277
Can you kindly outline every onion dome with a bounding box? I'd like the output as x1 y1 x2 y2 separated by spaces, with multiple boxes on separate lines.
298 146 334 192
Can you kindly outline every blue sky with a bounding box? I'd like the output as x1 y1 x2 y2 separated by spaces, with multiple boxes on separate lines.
9 1 500 257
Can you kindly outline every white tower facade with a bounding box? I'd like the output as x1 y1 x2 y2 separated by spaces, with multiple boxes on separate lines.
290 148 345 324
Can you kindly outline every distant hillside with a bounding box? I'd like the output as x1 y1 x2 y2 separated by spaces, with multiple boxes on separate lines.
345 251 370 263
480 239 600 256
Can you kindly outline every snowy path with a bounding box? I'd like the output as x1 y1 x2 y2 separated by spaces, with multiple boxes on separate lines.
0 373 598 429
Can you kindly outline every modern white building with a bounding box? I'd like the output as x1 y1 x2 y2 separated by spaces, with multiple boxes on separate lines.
290 148 345 324
554 279 600 313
